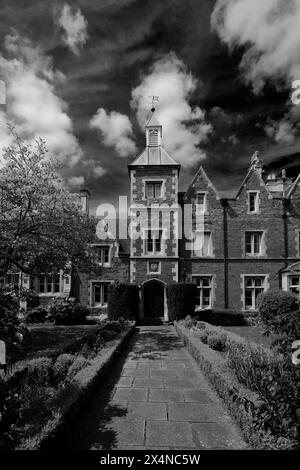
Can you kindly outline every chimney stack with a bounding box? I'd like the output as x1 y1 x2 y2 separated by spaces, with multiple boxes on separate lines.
80 189 91 215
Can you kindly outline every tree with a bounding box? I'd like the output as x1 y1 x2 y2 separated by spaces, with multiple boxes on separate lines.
0 127 96 276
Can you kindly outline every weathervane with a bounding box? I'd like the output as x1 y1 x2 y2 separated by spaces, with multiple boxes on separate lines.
148 95 159 112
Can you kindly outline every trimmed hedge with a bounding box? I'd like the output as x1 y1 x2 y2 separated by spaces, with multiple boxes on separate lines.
195 309 247 326
175 322 297 450
107 282 139 320
166 282 197 321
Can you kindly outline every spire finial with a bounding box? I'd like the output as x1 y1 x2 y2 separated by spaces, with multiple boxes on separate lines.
251 150 261 167
148 95 159 113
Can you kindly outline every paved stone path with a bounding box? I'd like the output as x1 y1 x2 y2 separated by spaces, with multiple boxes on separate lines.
66 326 247 450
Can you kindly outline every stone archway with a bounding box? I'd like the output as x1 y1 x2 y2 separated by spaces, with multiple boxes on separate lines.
143 279 165 319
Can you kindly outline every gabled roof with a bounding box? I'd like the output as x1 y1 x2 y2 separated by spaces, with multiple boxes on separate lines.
235 165 272 199
128 146 179 167
286 173 300 198
185 165 219 199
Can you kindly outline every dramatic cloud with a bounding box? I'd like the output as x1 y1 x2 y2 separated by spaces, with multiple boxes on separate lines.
94 165 107 178
211 0 300 147
58 4 88 55
211 0 300 93
131 52 212 167
0 32 83 166
90 108 137 157
68 175 85 188
265 119 297 145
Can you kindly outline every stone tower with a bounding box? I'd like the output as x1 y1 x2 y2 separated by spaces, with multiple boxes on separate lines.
128 110 180 320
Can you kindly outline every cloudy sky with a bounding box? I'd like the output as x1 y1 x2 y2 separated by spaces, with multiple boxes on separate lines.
0 0 300 212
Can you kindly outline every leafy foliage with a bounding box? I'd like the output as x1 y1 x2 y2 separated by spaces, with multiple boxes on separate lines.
0 319 128 448
47 297 89 325
107 282 139 320
0 128 96 276
0 288 27 362
195 309 247 326
227 342 300 442
257 290 300 353
166 282 197 320
25 306 49 324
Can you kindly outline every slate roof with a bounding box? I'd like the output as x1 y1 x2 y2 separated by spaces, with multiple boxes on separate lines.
128 146 179 167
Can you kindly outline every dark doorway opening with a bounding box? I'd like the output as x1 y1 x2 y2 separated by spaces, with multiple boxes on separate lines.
143 280 165 318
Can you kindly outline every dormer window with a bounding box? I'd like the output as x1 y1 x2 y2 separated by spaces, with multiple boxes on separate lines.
248 191 259 213
149 129 159 146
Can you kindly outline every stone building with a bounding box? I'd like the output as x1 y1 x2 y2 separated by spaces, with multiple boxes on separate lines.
2 111 300 320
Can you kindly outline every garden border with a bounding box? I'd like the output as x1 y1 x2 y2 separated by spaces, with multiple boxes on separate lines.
174 321 265 449
16 322 136 450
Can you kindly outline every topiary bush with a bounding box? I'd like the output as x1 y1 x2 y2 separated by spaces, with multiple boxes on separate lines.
107 282 139 320
257 290 300 352
166 283 197 321
48 297 89 325
207 333 227 351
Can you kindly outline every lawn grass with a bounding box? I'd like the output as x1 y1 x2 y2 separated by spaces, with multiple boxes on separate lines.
17 323 101 361
223 325 272 348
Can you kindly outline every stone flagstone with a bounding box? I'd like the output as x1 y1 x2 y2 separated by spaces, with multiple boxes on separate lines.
64 326 248 450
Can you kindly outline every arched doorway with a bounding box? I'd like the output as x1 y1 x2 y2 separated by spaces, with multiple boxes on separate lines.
143 280 165 319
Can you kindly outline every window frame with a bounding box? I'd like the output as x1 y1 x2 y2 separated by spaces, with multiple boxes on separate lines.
144 228 164 256
90 281 111 307
38 273 61 295
192 231 213 257
248 191 260 214
93 244 111 267
0 273 20 289
245 230 264 256
288 275 300 296
242 275 267 311
192 275 213 310
145 181 163 199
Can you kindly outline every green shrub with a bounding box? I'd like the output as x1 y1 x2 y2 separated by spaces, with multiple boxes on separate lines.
67 355 90 379
196 321 206 330
102 320 123 334
167 283 197 321
107 282 139 320
0 288 26 362
176 322 298 449
195 309 247 326
257 290 300 353
53 354 75 382
26 357 53 387
227 342 299 441
25 306 48 324
207 333 227 351
48 297 88 325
